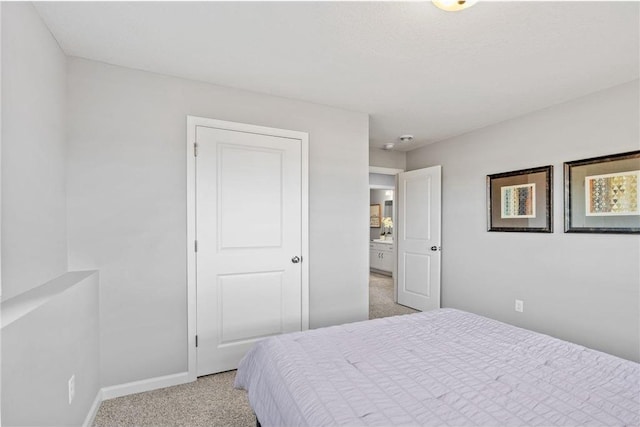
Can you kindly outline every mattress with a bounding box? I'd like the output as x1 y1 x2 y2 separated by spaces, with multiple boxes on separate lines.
234 309 639 426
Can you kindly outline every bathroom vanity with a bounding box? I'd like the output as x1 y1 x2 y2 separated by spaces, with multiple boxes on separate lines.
369 239 393 274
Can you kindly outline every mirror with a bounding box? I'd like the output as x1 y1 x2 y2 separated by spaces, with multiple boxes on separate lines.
369 188 394 241
383 200 393 218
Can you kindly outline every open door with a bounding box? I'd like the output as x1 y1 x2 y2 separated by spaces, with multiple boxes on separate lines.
396 166 442 311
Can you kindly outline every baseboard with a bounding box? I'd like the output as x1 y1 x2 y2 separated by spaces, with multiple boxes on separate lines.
101 371 191 400
81 372 192 425
82 389 103 427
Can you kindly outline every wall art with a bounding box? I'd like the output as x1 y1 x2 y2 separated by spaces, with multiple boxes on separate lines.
565 151 639 233
487 165 553 232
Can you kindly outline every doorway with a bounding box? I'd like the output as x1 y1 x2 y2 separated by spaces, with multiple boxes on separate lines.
369 167 405 318
369 188 394 275
368 165 443 316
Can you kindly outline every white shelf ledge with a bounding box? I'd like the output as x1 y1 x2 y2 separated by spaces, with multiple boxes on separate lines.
1 270 98 328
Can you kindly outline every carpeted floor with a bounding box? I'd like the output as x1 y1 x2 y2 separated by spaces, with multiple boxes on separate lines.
93 371 251 427
93 273 416 426
368 272 418 320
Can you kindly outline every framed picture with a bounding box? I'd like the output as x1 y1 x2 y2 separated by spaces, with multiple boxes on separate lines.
564 150 640 234
487 165 553 232
370 204 381 228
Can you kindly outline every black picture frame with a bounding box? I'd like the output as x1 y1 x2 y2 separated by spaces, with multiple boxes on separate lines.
487 165 553 233
369 204 381 228
564 151 640 234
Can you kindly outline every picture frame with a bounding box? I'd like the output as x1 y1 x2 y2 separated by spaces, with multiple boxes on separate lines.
564 150 640 234
487 165 553 233
370 204 381 228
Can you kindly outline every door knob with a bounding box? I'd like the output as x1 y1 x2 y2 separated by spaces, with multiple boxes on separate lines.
430 246 441 251
291 256 301 263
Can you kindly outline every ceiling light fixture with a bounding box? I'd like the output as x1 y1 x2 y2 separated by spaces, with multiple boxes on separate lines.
432 0 478 12
383 143 395 150
399 135 414 144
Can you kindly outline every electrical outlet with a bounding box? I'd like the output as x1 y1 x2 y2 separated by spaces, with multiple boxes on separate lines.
515 299 524 313
68 375 75 405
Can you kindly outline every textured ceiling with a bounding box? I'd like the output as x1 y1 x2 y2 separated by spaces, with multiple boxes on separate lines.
34 1 639 151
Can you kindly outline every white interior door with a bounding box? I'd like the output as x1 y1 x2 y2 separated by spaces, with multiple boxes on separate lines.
396 166 442 311
195 123 305 376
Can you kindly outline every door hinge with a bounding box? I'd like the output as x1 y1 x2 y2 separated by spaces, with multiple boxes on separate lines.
195 335 198 348
194 240 198 252
194 142 198 157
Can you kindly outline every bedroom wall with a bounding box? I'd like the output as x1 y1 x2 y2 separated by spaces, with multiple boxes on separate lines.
2 272 100 427
407 80 640 362
1 2 68 300
369 172 395 187
1 4 102 426
370 147 406 170
66 57 370 387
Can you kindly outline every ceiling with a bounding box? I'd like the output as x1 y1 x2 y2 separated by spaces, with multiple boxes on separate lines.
34 1 639 152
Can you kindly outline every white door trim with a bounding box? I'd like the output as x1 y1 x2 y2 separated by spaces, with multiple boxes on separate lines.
186 116 309 382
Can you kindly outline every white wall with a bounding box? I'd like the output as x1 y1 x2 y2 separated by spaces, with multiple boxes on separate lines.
369 172 395 187
1 5 103 425
1 2 67 300
2 272 100 427
66 58 370 387
1 1 3 303
369 147 406 170
407 80 640 362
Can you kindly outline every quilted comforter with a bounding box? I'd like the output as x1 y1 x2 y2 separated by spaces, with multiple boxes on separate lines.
235 309 639 426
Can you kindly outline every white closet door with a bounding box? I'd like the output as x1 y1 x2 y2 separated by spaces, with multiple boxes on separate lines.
195 124 303 376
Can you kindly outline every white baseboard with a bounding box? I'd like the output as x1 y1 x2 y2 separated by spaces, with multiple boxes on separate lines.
101 371 191 400
81 372 192 425
83 390 103 427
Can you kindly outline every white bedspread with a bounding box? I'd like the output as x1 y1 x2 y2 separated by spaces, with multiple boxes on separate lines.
235 309 639 426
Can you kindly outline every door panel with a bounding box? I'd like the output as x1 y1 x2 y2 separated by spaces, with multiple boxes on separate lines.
196 125 302 376
397 166 441 311
218 145 283 249
218 271 284 345
404 177 431 240
403 253 431 297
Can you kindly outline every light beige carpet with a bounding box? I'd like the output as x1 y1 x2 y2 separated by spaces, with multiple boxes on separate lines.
93 273 417 426
93 371 253 427
368 272 418 320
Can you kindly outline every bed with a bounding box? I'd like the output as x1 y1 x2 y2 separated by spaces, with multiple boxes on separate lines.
235 309 639 427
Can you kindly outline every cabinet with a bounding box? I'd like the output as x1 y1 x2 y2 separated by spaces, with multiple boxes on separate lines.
370 241 393 273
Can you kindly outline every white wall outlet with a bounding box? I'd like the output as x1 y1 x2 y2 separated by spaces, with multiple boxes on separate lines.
68 374 75 404
515 299 524 313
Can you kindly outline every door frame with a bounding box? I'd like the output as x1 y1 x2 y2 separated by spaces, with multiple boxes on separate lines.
369 166 403 301
186 116 309 381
